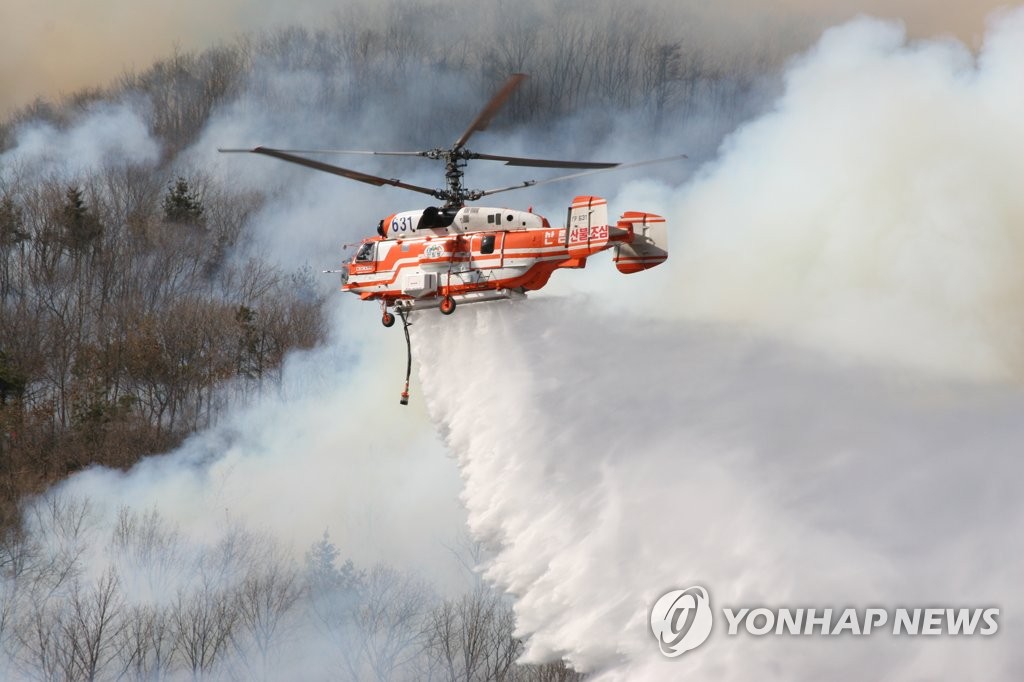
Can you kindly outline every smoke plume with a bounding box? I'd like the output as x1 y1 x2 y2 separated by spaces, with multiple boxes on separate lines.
416 9 1024 680
668 12 1024 382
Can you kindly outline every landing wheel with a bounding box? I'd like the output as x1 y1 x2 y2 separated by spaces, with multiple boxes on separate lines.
382 311 396 327
439 296 456 315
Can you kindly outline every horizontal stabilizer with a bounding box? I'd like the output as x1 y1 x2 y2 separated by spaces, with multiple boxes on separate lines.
614 212 667 273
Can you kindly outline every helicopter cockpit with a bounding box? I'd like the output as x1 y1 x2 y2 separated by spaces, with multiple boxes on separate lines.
354 242 375 261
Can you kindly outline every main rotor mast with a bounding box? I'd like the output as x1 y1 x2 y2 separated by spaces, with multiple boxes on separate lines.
419 147 481 207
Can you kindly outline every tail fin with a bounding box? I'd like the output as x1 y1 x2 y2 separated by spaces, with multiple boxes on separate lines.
566 196 609 253
614 211 667 274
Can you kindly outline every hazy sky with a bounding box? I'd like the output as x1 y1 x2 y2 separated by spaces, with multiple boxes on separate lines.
0 0 1005 117
0 0 339 116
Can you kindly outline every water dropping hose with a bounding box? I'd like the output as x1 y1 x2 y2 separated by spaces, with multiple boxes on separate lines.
399 307 412 405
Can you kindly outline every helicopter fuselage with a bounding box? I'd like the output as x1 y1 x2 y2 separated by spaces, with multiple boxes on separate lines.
220 73 679 403
339 196 667 317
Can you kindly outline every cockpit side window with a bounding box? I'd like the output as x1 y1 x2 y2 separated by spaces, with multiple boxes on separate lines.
355 242 374 261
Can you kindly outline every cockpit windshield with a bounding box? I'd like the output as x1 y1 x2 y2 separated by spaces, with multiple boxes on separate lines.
355 242 374 261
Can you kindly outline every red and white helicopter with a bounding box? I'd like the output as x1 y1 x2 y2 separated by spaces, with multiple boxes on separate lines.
222 74 681 403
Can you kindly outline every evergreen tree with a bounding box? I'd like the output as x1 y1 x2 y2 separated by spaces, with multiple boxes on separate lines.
305 531 365 598
305 530 342 590
0 197 27 246
162 177 205 225
0 350 27 406
60 185 103 251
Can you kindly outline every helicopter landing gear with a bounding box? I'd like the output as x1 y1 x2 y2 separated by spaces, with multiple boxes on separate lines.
439 296 456 315
381 311 396 327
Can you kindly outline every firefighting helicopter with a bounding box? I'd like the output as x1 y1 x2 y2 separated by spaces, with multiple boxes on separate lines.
220 74 682 403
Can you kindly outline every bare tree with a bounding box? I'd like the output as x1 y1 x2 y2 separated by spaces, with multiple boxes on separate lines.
110 507 187 596
15 599 76 681
232 556 302 680
305 539 432 682
22 495 94 601
170 579 238 679
424 586 521 682
64 568 126 681
115 604 176 682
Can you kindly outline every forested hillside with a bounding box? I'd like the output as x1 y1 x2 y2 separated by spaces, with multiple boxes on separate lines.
0 173 324 526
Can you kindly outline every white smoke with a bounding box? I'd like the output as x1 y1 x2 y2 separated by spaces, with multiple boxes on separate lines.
667 12 1024 381
0 100 160 182
51 300 466 585
416 9 1024 680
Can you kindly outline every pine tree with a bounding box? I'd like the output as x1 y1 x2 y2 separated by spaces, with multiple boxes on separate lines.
60 186 103 251
0 197 28 246
162 177 205 225
305 530 342 589
305 530 365 596
0 350 26 406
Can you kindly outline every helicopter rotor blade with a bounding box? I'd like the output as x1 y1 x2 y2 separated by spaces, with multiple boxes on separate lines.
475 153 689 199
219 147 441 198
225 147 618 169
223 148 429 158
471 153 617 169
452 73 528 151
